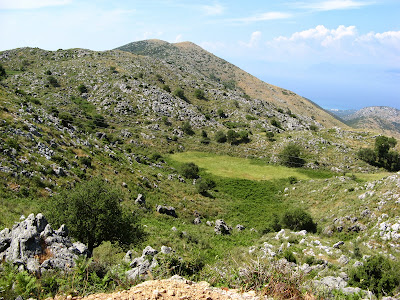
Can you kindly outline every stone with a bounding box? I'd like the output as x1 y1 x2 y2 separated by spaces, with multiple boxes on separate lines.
236 224 245 231
156 205 177 218
135 194 146 205
193 217 201 225
214 219 231 235
333 241 344 248
142 245 158 256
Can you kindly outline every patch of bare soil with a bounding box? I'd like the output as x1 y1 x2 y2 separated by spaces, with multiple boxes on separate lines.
50 276 268 300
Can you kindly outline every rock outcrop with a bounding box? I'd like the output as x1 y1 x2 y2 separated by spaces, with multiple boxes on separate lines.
0 213 89 274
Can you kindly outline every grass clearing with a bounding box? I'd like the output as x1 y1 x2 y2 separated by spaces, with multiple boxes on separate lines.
169 151 333 181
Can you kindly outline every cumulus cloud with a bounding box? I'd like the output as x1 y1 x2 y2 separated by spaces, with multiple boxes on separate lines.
0 0 72 10
265 25 400 66
240 31 262 48
202 3 225 16
296 0 373 11
232 12 292 23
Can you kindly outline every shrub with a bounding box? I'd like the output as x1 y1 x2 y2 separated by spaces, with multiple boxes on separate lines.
180 162 199 179
92 114 108 128
194 89 205 99
281 208 316 233
182 121 195 135
173 88 185 100
270 118 282 129
266 131 275 141
0 63 6 79
162 84 171 92
217 108 226 118
215 131 227 143
279 143 305 168
263 213 282 233
195 177 216 195
77 84 88 94
309 124 318 131
47 75 60 87
45 177 145 254
349 255 400 297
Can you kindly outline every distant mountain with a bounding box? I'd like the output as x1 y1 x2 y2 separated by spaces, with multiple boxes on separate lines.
327 109 357 119
343 106 400 137
116 40 346 129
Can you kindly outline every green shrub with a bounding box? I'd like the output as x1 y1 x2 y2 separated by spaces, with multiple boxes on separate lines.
195 177 216 195
162 84 171 92
281 208 316 233
77 84 88 94
349 255 400 297
47 75 60 87
173 88 185 100
182 121 195 135
215 131 227 143
270 118 282 129
279 143 305 168
0 64 6 79
217 108 226 118
45 177 145 254
194 89 205 99
180 162 199 179
283 250 297 263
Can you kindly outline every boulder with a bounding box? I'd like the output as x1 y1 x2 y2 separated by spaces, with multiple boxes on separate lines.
135 193 146 205
0 213 88 274
156 205 177 218
214 219 231 235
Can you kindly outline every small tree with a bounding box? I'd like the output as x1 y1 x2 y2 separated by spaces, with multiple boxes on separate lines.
279 143 305 167
215 131 227 143
47 75 60 87
180 162 199 179
0 64 6 79
182 121 195 135
194 89 205 100
45 178 144 254
173 88 185 100
195 177 216 195
77 84 88 94
281 208 316 233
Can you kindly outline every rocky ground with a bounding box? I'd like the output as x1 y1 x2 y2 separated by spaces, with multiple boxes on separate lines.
50 276 268 300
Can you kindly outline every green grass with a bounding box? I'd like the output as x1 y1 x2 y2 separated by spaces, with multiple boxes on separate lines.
169 151 333 181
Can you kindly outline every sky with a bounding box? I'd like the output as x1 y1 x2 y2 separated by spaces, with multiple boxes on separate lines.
0 0 399 110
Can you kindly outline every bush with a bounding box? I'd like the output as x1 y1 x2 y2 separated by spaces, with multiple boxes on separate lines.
47 75 60 87
215 131 227 143
281 208 316 233
270 118 282 129
45 177 145 254
0 63 6 79
77 84 88 94
180 162 199 179
279 143 305 168
182 121 195 135
162 84 171 92
194 89 205 99
349 255 400 297
195 177 216 195
217 108 226 118
173 88 185 100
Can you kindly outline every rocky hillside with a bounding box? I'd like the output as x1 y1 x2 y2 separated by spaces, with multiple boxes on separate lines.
117 39 346 129
343 106 400 138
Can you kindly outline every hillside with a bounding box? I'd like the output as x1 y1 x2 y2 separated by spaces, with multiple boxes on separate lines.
0 45 400 299
342 106 400 138
116 40 346 129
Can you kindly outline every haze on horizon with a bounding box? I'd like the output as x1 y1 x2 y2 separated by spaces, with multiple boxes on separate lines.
1 0 399 110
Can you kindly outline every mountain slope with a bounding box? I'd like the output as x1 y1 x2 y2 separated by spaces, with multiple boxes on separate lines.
116 40 347 129
344 106 400 138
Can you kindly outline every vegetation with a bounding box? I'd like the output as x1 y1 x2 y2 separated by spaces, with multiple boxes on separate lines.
45 178 145 253
179 162 200 179
0 64 6 79
279 143 306 168
358 135 400 171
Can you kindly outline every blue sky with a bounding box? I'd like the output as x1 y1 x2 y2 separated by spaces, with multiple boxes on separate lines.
1 0 399 110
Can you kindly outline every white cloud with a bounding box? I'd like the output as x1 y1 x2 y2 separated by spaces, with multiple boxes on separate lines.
0 0 72 10
240 31 262 48
175 34 183 43
264 25 400 66
202 3 225 16
232 12 292 23
297 0 373 11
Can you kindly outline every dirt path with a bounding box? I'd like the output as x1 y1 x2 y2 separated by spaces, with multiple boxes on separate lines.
51 276 268 300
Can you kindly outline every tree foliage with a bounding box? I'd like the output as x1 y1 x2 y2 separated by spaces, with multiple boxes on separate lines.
281 208 317 233
215 131 227 143
0 64 6 79
358 136 400 171
45 178 144 254
279 143 305 168
180 162 199 179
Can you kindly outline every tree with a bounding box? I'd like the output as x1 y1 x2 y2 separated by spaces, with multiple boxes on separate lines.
194 89 205 100
0 64 6 79
281 208 317 233
279 143 305 168
173 88 185 100
195 177 216 195
45 178 144 254
77 84 88 94
182 121 194 135
215 131 227 143
47 75 60 87
180 162 199 179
